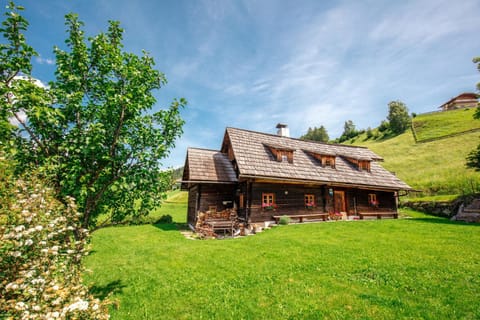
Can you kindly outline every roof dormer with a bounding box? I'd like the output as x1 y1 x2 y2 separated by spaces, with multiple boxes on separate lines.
264 143 295 163
343 156 371 172
304 150 336 169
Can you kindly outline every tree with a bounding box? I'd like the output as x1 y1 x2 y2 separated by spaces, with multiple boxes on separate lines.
300 125 329 142
338 120 358 142
467 56 480 171
1 4 186 229
387 100 410 134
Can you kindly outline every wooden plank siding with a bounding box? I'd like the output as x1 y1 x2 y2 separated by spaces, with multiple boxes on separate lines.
246 182 397 222
187 184 236 226
344 189 396 215
248 183 326 222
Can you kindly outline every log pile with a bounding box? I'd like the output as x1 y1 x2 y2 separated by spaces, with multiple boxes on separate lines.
195 209 238 239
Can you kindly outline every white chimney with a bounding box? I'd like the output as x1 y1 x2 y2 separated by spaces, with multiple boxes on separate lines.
276 123 290 137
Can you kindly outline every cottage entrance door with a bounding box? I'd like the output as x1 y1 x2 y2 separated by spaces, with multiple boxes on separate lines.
334 191 346 213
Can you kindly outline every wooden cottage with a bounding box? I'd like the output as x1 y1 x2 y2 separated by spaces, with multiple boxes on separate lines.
438 93 479 111
181 126 412 228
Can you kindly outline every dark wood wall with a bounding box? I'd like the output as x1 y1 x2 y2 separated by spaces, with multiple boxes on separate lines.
347 189 396 213
187 185 198 225
249 183 326 222
248 182 397 222
188 181 398 225
186 184 236 225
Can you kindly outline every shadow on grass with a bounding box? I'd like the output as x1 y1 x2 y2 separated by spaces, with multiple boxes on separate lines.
90 280 126 300
152 223 186 231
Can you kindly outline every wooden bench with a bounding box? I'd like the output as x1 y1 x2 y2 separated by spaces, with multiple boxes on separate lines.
273 213 328 224
205 220 236 233
195 209 238 237
358 212 398 220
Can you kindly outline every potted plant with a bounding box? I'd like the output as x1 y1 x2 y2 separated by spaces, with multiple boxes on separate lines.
305 202 315 210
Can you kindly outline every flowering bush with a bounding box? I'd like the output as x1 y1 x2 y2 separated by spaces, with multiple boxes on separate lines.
0 156 110 319
305 202 315 209
262 203 277 210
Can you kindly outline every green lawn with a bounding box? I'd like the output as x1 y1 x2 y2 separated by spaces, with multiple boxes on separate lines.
84 198 480 320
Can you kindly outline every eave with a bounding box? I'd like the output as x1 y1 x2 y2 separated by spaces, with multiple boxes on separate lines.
238 174 411 192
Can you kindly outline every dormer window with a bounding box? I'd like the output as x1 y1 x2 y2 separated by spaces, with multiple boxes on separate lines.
264 143 295 164
358 160 371 172
305 151 336 168
343 157 371 172
322 156 336 168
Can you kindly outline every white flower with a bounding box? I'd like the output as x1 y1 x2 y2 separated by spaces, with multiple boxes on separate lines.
32 305 41 311
4 232 14 239
31 277 45 285
11 251 21 257
6 283 19 291
35 225 43 231
67 299 89 312
15 301 26 310
25 239 34 246
15 225 25 232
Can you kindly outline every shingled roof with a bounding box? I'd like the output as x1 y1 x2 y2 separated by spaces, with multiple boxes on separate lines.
223 127 411 191
182 148 238 185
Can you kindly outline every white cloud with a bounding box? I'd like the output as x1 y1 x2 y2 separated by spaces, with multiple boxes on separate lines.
8 110 27 126
35 56 55 65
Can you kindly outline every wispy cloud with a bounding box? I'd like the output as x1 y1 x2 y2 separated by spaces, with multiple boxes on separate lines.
20 0 480 167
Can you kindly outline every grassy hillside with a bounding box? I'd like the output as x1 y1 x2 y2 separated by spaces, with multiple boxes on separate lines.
85 210 480 319
346 109 480 199
412 108 480 142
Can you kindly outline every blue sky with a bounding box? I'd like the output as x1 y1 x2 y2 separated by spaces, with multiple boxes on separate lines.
16 0 480 168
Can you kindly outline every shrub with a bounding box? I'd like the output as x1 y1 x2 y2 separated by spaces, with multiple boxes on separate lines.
278 215 290 225
378 120 390 132
155 214 173 224
0 156 110 319
366 127 374 139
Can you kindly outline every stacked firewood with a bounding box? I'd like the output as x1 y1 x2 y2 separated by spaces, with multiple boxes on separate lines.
195 209 238 239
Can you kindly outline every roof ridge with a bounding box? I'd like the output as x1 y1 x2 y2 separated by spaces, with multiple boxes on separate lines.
188 147 221 152
226 126 370 150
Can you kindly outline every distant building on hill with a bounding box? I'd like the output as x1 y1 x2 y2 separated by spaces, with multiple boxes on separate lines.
438 92 479 111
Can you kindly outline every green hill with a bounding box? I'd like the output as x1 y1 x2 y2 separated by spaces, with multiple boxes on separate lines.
412 108 480 142
345 109 480 199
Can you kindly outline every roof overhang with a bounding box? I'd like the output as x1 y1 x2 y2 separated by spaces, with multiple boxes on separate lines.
238 174 411 192
180 179 238 190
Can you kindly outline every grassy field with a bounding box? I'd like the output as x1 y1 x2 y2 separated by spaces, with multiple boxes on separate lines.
346 110 480 199
412 108 480 142
84 195 480 320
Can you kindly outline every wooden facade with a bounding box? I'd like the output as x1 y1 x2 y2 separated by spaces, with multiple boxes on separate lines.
439 93 479 111
182 126 410 227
